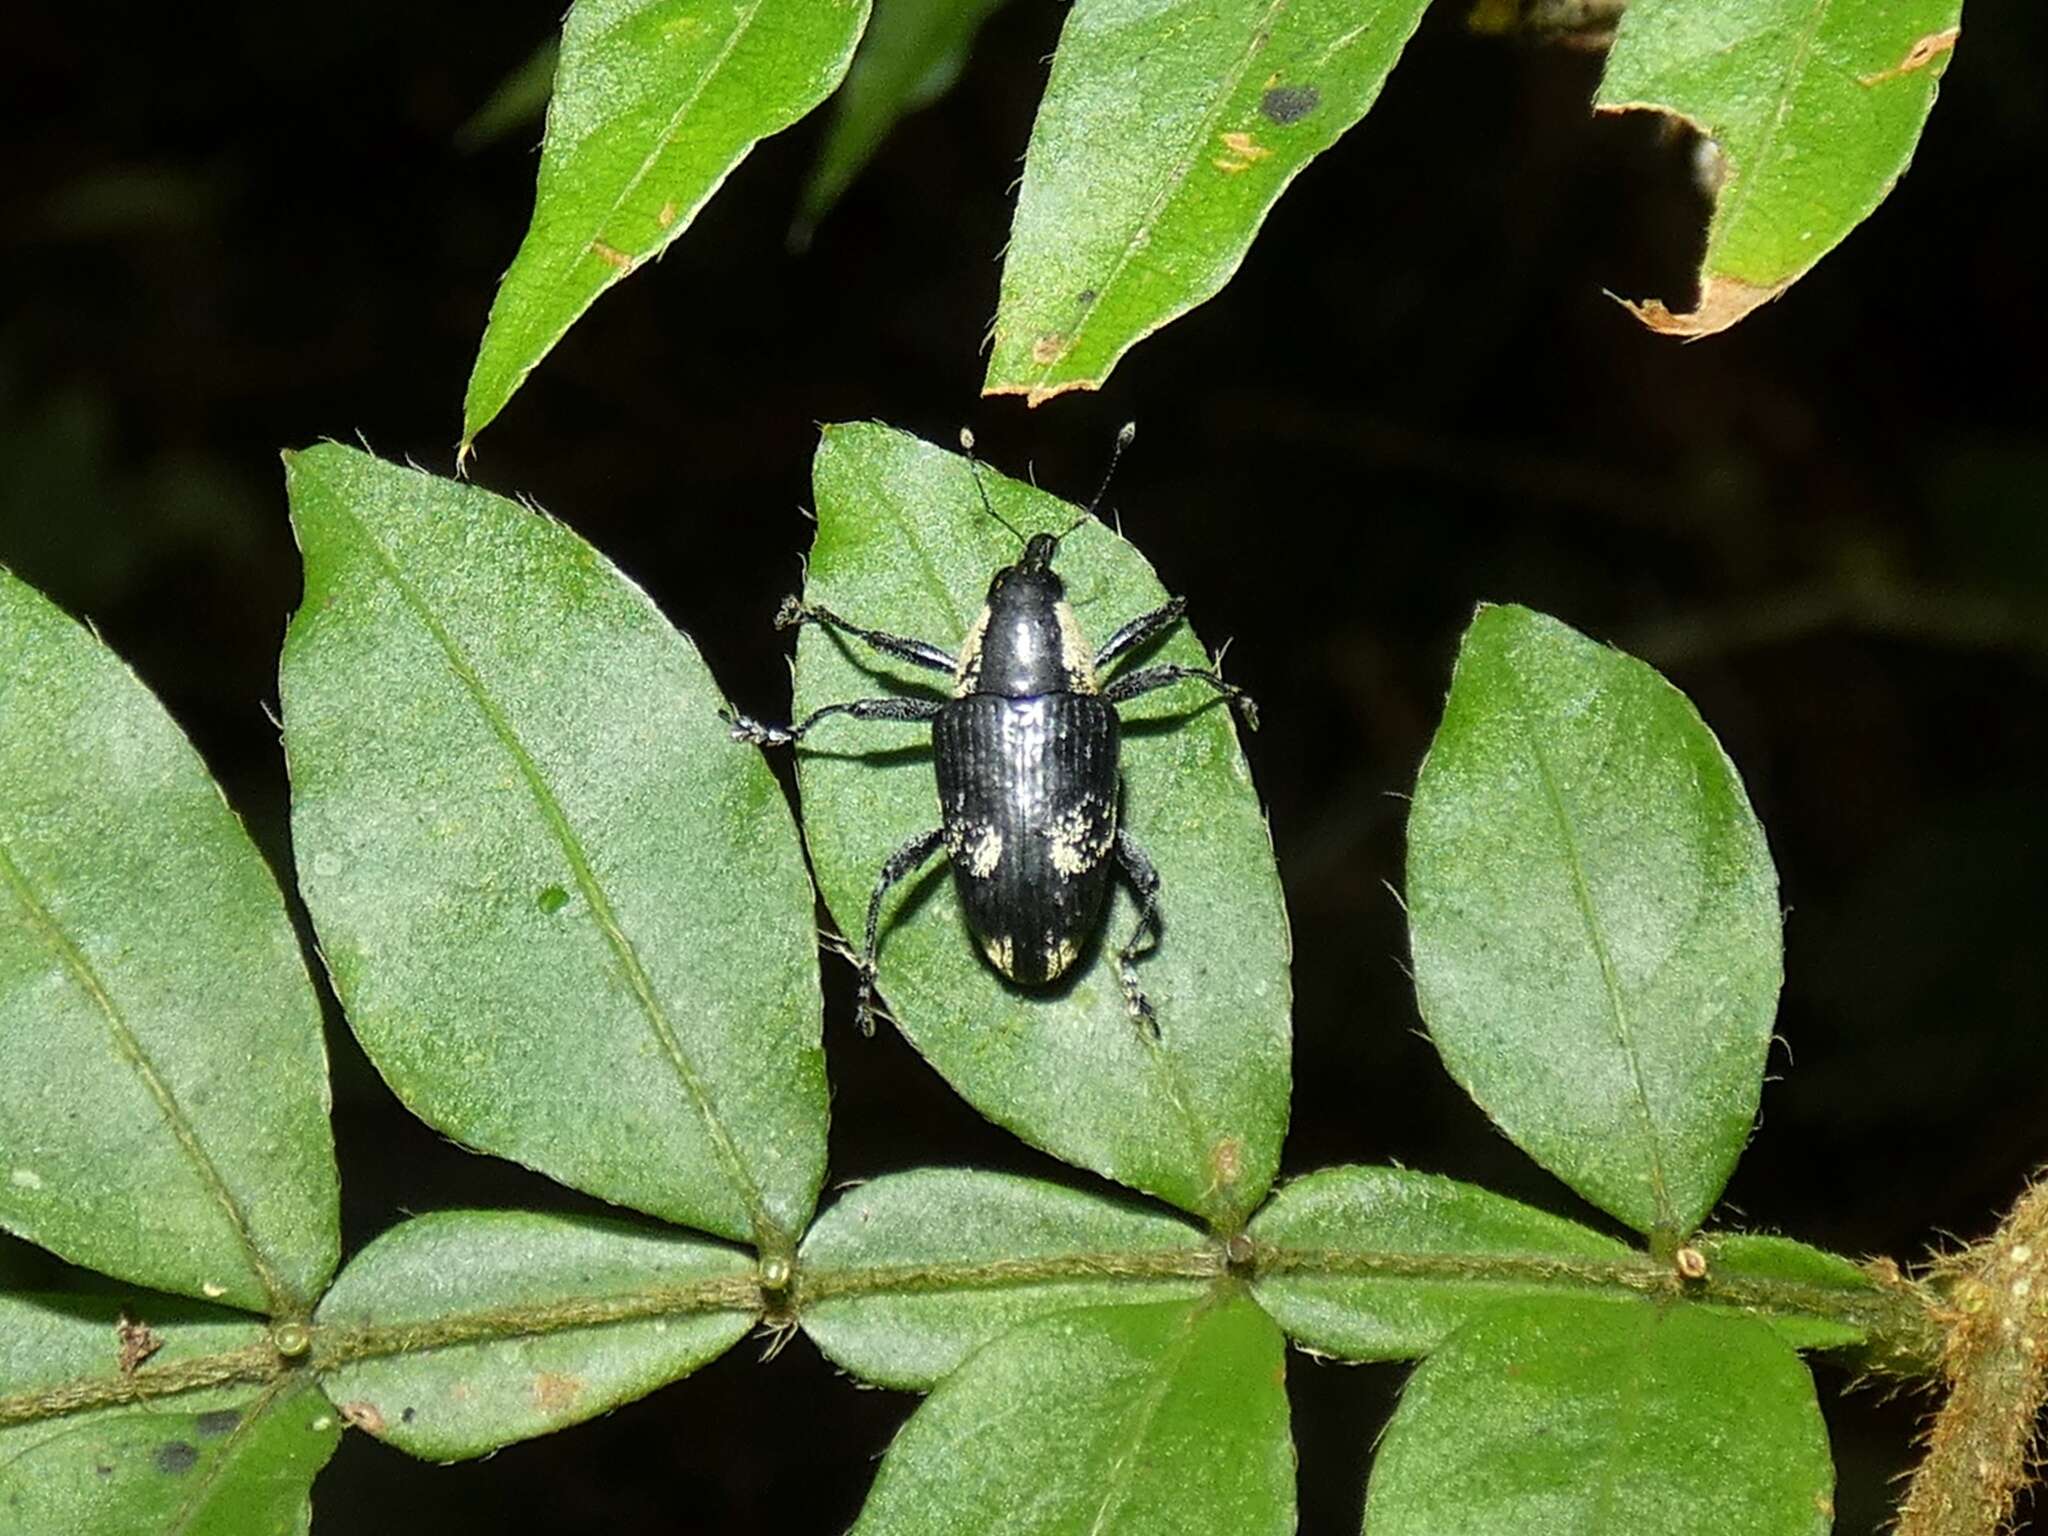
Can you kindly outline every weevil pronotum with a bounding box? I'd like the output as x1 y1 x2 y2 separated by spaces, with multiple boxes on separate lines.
724 425 1256 1036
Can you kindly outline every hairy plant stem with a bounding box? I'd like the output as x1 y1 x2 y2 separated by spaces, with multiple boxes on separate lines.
0 1234 1942 1433
1897 1176 2048 1536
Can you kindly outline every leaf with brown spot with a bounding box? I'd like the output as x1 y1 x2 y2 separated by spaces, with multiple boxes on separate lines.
316 1209 757 1460
985 0 1434 404
0 1371 339 1536
530 1372 584 1415
1595 0 1963 336
462 0 874 453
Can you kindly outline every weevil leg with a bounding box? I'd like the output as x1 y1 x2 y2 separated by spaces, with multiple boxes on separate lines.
777 598 956 676
855 826 948 1036
1101 664 1259 731
1112 827 1165 1039
721 696 942 748
1093 596 1187 675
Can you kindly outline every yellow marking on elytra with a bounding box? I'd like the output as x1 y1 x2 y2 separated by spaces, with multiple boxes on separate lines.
954 607 990 695
964 825 1003 877
1055 599 1097 692
1048 804 1110 876
982 934 1015 974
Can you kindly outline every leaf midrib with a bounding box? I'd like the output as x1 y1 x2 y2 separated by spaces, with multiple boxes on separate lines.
0 832 287 1313
859 447 1218 1209
1083 1297 1213 1536
324 500 778 1249
1017 0 1291 393
1704 0 1832 265
164 1378 293 1536
549 0 766 272
1515 700 1675 1233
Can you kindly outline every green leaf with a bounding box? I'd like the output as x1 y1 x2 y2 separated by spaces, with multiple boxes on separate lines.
794 0 1011 243
280 445 826 1250
983 0 1431 404
1406 605 1781 1240
1247 1165 1638 1361
314 1210 756 1460
851 1292 1293 1536
456 38 560 154
1 1377 340 1536
0 568 338 1314
794 424 1290 1226
2 1294 328 1536
1695 1232 1876 1351
1363 1299 1833 1536
1595 0 1963 336
798 1169 1210 1390
462 0 873 451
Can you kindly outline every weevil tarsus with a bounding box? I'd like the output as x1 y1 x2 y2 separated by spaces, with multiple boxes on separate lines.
1101 663 1259 731
1113 827 1165 1038
857 826 947 1035
722 695 941 748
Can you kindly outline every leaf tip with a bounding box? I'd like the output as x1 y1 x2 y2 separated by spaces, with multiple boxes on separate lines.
1606 274 1789 339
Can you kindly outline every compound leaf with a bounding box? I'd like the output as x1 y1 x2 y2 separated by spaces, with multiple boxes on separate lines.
281 445 826 1250
798 1168 1209 1390
1248 1165 1636 1361
1596 0 1963 335
1363 1299 1832 1536
1406 605 1781 1240
985 0 1431 404
463 0 872 450
794 424 1290 1227
314 1210 756 1460
0 568 338 1314
852 1292 1293 1536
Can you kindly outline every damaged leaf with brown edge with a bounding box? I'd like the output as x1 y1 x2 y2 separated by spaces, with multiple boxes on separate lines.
314 1210 757 1460
792 425 1290 1229
984 0 1432 405
1595 0 1962 336
461 0 872 454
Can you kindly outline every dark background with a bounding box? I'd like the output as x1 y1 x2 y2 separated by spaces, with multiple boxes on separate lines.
5 1 2045 1531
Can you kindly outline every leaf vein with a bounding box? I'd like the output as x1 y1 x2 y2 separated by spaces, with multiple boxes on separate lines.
1519 720 1674 1232
0 833 288 1312
327 504 778 1249
1024 0 1291 393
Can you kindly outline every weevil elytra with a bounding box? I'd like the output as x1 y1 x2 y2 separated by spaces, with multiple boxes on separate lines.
724 426 1256 1036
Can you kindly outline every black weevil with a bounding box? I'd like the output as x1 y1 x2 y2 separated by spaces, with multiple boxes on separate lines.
725 426 1256 1036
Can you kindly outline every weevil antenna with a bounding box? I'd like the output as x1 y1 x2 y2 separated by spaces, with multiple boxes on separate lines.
1066 419 1137 541
958 428 1027 548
